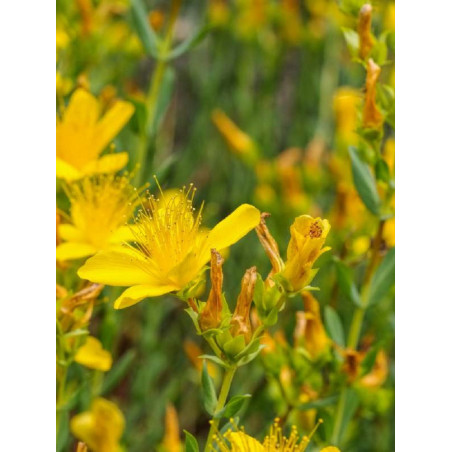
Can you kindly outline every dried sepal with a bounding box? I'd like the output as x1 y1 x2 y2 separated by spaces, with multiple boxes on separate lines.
358 4 374 60
230 266 258 342
199 249 224 331
363 58 383 129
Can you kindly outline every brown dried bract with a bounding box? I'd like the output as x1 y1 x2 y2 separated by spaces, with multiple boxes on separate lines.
199 249 224 331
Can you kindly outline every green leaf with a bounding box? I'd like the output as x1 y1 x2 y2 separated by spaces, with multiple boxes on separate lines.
367 247 395 306
237 344 266 367
150 67 175 136
216 394 251 419
296 394 339 411
334 259 362 308
201 360 217 415
101 350 136 395
375 159 390 183
165 25 211 61
339 388 360 442
199 354 230 369
184 430 199 452
130 0 161 58
324 306 345 347
349 146 381 215
360 346 379 376
341 27 359 58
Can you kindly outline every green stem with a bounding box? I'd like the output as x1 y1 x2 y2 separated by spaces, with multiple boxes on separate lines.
330 219 385 445
330 389 346 445
204 367 237 452
56 365 67 436
133 0 180 186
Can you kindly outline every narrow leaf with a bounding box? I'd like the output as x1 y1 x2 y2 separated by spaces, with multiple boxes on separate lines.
201 360 217 416
216 394 251 419
367 247 395 306
334 259 362 308
184 430 199 452
101 350 136 395
324 306 345 347
130 0 160 58
349 146 381 215
165 25 210 61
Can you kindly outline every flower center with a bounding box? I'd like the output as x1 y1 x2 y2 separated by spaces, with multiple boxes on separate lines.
131 184 203 273
309 221 322 238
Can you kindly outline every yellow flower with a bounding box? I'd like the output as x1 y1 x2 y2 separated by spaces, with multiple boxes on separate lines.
56 174 139 261
294 292 330 359
281 216 331 292
56 88 134 181
74 336 112 371
211 109 259 165
333 87 361 145
70 398 124 452
215 418 339 452
78 185 261 309
56 71 73 98
382 217 395 248
161 404 182 452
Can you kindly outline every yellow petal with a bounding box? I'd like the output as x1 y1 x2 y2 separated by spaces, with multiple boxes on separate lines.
59 224 84 242
227 432 264 452
109 224 141 243
56 242 98 261
203 204 260 262
75 336 112 372
114 284 178 309
320 448 341 452
82 152 129 176
56 157 82 181
78 248 156 286
92 100 135 155
64 89 100 128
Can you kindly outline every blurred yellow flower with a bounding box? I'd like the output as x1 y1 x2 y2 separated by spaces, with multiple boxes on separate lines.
382 217 395 248
56 88 134 181
211 109 258 165
281 215 331 292
56 72 73 98
71 398 124 452
294 292 330 359
56 174 139 261
360 350 389 388
333 87 361 145
78 185 261 309
161 404 182 452
75 336 112 371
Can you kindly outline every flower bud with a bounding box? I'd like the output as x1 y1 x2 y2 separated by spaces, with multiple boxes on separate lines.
294 293 330 359
281 215 331 292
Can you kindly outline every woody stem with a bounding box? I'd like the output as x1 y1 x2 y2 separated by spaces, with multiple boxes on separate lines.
204 367 237 452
